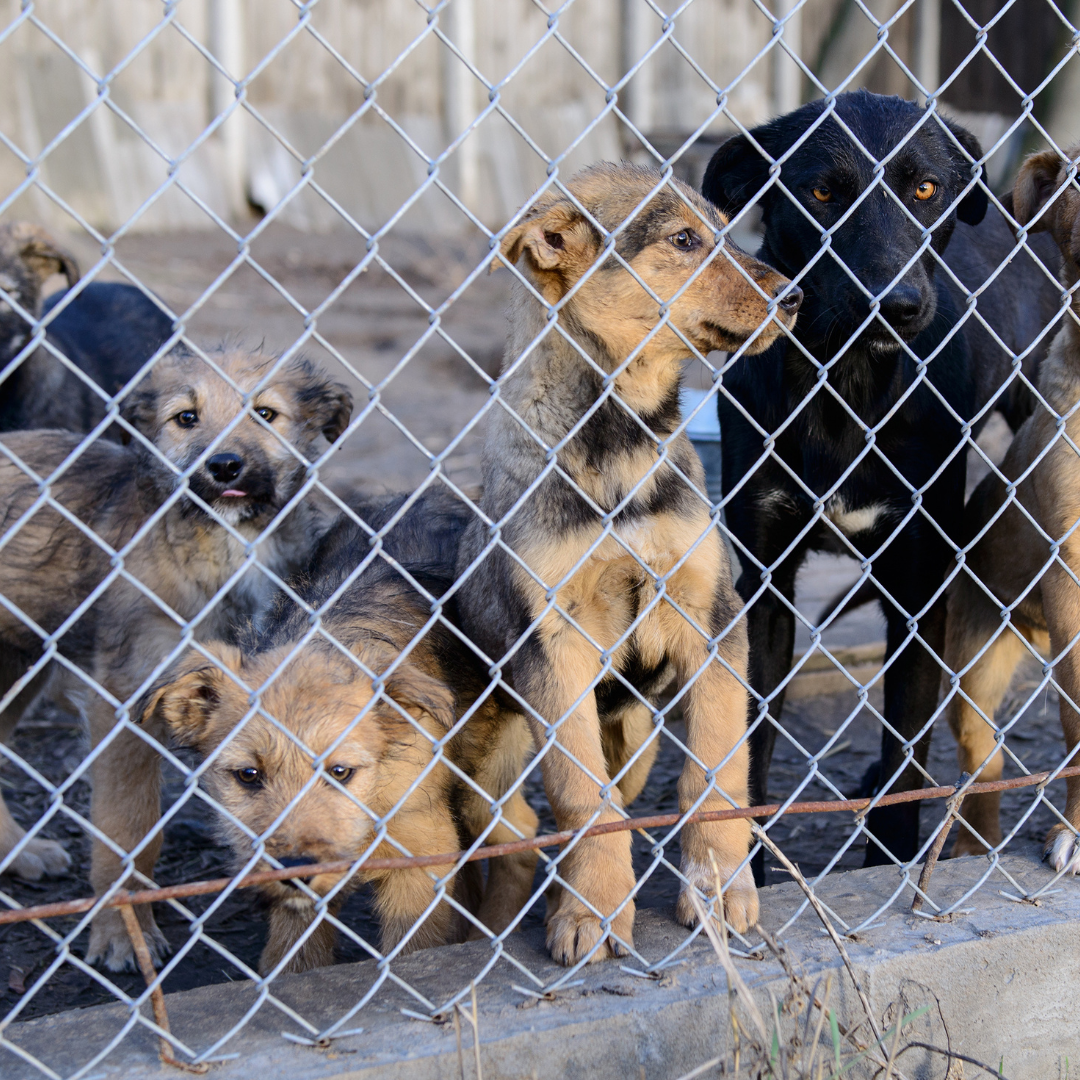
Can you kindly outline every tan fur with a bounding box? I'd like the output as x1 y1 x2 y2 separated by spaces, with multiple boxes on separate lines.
944 146 1080 869
0 347 351 969
142 628 537 975
460 163 800 964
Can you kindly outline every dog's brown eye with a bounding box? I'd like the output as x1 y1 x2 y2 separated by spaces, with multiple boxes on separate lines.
669 230 697 250
235 767 261 786
254 406 277 423
175 410 198 428
915 180 937 201
812 186 832 203
327 764 354 784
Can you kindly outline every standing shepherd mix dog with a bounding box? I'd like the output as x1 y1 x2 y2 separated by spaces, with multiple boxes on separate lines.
0 222 173 433
702 91 1061 871
457 163 802 964
141 490 538 974
0 347 351 970
944 147 1080 871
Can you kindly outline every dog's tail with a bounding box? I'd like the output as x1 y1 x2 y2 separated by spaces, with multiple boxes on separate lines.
816 577 879 627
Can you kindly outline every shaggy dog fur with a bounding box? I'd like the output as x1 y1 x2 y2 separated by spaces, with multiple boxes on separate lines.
944 146 1080 872
0 346 351 970
141 491 538 974
456 163 801 965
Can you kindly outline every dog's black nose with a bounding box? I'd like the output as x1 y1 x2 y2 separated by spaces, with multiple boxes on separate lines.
277 855 317 889
774 284 803 314
877 284 923 327
207 453 243 483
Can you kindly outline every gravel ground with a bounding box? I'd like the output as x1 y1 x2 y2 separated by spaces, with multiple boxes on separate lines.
0 227 1068 1020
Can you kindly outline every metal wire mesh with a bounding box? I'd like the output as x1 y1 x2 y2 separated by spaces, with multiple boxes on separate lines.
1 0 1079 1073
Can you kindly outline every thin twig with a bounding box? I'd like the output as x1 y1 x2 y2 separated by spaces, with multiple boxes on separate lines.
118 904 207 1074
752 825 882 1043
912 779 967 913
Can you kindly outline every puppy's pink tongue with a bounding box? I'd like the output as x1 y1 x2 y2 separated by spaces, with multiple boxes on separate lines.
221 490 247 498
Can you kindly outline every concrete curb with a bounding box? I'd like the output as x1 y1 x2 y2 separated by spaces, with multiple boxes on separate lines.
2 853 1076 1079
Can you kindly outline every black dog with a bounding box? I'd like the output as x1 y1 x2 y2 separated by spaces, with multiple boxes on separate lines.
1 224 173 434
702 91 1061 872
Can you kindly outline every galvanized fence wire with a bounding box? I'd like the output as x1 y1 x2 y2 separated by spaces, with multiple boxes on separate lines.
0 0 1079 1071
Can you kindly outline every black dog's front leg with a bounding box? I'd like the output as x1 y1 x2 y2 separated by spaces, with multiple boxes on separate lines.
863 585 947 866
736 552 802 885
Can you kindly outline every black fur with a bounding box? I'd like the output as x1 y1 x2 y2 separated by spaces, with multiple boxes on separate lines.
701 92 1061 873
0 282 173 434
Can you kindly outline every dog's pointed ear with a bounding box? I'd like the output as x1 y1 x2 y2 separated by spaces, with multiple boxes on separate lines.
383 663 456 732
11 224 80 292
702 133 772 219
1010 150 1065 231
493 199 599 275
942 120 989 226
138 645 243 748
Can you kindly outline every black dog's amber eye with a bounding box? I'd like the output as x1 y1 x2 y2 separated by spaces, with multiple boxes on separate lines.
669 230 698 249
915 180 937 201
175 410 198 427
812 186 832 203
327 765 354 784
254 406 277 423
235 767 261 786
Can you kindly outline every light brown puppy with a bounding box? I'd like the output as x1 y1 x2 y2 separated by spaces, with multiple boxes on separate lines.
141 498 538 974
944 146 1080 870
456 163 801 964
0 346 351 968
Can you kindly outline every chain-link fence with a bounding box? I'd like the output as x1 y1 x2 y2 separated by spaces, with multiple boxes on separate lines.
1 0 1079 1074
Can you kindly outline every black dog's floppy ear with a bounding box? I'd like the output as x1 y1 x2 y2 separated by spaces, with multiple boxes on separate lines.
942 120 989 226
493 198 600 275
701 132 773 219
1010 150 1064 231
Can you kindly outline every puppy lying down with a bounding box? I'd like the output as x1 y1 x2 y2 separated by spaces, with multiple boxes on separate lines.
142 492 538 974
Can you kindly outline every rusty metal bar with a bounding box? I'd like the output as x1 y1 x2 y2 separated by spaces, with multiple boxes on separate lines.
3 764 1078 928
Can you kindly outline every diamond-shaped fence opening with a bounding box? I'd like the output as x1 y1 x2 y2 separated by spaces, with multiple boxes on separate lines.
0 0 1079 1074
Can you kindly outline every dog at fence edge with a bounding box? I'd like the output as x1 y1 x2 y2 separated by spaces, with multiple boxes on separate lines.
702 90 1062 872
945 144 1080 873
456 162 801 966
0 346 351 971
0 223 174 436
140 489 539 975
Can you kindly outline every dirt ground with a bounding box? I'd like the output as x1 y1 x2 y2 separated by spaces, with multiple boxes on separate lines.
0 226 1071 1020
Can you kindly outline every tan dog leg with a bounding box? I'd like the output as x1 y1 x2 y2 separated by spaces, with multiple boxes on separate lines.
944 575 1028 857
471 788 539 938
260 897 339 975
85 694 167 971
0 663 70 880
524 629 636 965
1042 561 1080 873
0 796 71 881
602 698 660 808
653 549 757 935
372 865 458 954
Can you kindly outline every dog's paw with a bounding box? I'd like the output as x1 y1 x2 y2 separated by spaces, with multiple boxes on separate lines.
1044 825 1080 874
86 909 171 972
3 838 71 881
676 859 759 935
949 830 991 860
545 896 635 966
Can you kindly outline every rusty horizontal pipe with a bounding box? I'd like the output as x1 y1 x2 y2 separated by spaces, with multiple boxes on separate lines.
2 764 1078 927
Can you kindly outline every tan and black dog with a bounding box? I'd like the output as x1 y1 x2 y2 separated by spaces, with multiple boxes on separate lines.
944 146 1080 871
141 492 538 974
456 163 802 964
0 346 351 968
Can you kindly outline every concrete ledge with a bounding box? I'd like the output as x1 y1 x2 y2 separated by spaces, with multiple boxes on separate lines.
2 853 1076 1079
787 642 886 699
